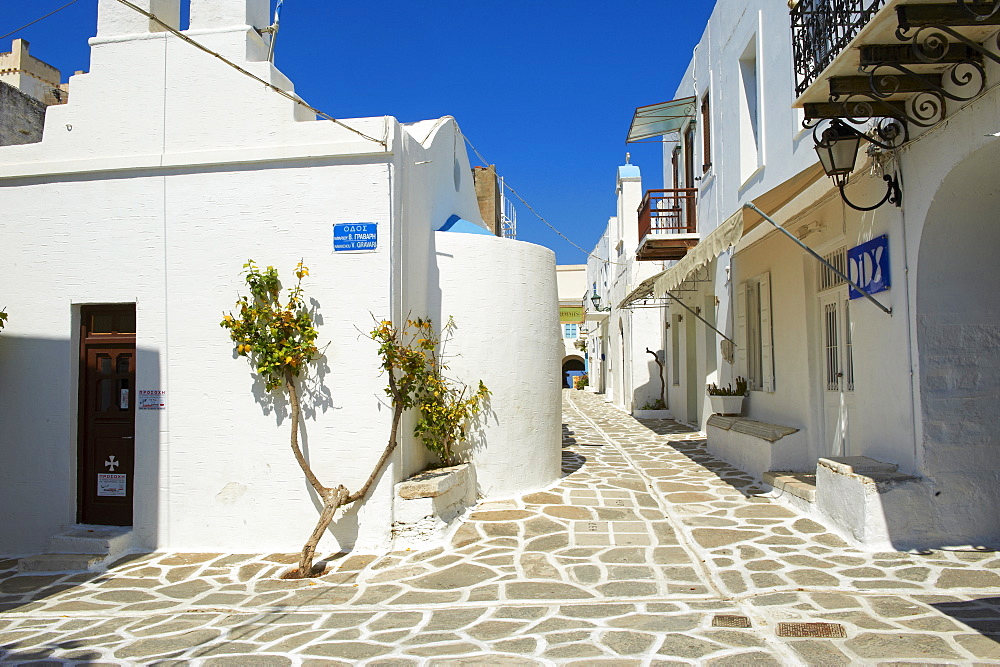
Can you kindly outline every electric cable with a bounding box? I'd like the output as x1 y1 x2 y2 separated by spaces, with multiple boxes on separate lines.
462 133 622 267
112 0 386 148
1 0 81 41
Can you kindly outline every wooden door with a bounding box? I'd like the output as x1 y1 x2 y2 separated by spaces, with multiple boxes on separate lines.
78 305 136 526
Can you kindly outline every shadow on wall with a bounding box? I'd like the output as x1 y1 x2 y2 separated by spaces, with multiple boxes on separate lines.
0 336 160 555
911 137 1000 549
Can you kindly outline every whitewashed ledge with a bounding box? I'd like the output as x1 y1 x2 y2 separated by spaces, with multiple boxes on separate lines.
633 409 671 419
705 415 809 481
392 463 476 549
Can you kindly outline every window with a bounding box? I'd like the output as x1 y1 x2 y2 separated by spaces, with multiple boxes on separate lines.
701 92 712 173
739 36 761 181
564 323 578 339
736 272 773 392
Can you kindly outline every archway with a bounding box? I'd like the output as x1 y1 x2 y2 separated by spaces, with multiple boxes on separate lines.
561 356 585 389
916 138 1000 547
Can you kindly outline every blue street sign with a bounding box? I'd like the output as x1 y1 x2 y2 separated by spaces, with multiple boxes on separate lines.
333 223 378 252
847 235 890 300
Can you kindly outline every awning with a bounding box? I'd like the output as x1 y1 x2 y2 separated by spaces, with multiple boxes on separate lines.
626 97 697 143
618 160 827 309
618 210 744 308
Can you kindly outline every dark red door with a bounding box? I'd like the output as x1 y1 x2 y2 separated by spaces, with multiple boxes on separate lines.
78 305 136 526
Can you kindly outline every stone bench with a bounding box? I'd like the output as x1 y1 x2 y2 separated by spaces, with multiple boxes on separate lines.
705 415 809 481
815 456 929 550
392 463 476 549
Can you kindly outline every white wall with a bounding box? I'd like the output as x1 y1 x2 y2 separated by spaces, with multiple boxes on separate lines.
433 233 562 498
0 0 555 555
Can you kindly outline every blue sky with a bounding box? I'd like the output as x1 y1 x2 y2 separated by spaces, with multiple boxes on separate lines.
3 1 715 264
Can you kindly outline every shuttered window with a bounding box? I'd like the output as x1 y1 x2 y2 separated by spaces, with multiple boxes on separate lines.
737 272 774 392
701 93 712 173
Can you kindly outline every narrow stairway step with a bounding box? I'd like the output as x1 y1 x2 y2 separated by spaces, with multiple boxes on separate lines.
18 553 106 573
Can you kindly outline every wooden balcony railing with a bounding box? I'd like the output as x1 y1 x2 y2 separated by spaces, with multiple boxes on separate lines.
638 188 697 240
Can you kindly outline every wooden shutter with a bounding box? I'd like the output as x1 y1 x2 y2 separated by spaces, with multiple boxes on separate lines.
701 93 712 173
735 282 747 380
759 272 775 393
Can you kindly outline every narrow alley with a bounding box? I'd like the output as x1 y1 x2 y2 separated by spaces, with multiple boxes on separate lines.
1 391 999 664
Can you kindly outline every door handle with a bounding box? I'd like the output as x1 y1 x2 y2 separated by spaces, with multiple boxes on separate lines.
123 436 134 440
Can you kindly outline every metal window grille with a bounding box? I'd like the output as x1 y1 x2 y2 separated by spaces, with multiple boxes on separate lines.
819 247 847 291
844 299 855 391
824 301 840 391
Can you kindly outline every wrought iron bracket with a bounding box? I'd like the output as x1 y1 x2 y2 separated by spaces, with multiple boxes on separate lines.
839 173 902 211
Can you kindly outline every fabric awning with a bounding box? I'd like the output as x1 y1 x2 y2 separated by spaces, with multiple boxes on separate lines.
618 161 827 309
626 97 697 143
618 210 744 309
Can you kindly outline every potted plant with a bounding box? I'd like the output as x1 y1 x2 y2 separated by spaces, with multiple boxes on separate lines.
707 377 748 416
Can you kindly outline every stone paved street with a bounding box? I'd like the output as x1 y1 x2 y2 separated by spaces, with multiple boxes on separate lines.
2 390 1000 665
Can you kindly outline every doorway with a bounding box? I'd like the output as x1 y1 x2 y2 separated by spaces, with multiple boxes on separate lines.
78 305 136 526
819 288 854 457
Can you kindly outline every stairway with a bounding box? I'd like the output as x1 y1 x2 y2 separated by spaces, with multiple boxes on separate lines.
17 525 136 573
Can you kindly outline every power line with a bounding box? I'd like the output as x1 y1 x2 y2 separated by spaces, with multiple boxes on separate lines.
0 0 80 42
112 0 386 149
462 134 621 266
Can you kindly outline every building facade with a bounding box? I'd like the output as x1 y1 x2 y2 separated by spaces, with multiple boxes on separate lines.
0 0 561 557
602 0 1000 550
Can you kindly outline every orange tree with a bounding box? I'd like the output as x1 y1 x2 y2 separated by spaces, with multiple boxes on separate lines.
408 318 490 466
223 263 488 576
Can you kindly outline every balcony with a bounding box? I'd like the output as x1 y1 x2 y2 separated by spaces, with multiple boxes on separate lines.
636 189 699 262
791 0 1000 128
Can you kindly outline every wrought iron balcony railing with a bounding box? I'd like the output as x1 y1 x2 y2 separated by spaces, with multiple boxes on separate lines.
791 0 889 98
637 189 698 240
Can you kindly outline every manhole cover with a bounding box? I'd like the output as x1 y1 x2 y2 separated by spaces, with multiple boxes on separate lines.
712 615 752 628
776 622 846 638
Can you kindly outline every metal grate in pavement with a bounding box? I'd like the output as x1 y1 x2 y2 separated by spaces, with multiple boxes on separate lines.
776 622 846 638
712 614 752 628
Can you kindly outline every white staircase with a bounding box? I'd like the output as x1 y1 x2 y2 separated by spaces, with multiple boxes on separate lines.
17 525 137 573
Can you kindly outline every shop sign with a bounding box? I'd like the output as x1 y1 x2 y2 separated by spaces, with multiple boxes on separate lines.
560 306 584 323
848 235 890 300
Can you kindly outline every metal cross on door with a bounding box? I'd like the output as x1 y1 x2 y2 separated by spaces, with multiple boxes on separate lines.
78 305 136 526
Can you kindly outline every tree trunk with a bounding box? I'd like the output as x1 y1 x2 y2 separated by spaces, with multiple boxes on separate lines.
646 347 667 408
285 367 406 577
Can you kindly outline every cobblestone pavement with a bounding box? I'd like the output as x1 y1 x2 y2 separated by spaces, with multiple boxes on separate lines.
2 390 1000 665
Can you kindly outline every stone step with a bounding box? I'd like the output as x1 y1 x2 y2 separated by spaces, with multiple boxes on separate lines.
817 456 898 477
48 525 133 555
17 553 107 573
763 471 817 503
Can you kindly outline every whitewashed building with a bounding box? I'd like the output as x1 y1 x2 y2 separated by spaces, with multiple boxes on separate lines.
0 0 561 561
613 0 1000 550
583 164 667 414
556 264 587 387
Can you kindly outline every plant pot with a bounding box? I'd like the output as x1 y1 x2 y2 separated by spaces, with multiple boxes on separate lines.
709 394 745 416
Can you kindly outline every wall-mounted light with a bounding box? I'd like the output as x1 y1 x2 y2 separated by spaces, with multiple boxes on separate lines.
590 293 611 312
814 119 902 212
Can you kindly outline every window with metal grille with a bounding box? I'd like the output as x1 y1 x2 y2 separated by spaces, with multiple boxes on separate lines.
824 301 840 390
819 247 847 291
844 299 855 391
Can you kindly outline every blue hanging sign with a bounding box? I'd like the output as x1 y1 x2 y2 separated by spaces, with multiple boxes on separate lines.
333 223 378 252
847 235 890 300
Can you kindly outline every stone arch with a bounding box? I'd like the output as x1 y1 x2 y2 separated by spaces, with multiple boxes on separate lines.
916 138 1000 547
561 355 585 388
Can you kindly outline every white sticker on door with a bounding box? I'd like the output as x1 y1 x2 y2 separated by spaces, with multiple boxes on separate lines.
97 473 127 497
